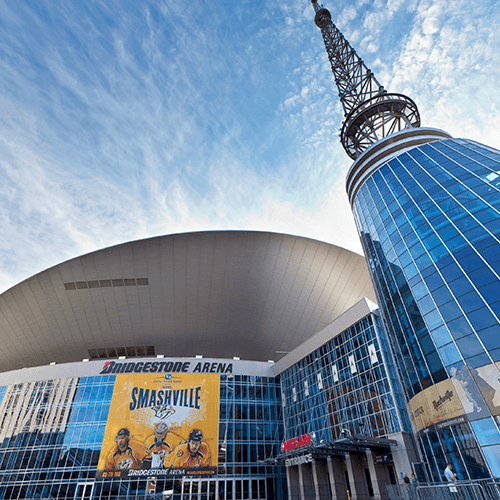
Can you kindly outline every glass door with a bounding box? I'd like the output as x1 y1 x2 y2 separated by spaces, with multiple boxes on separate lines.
74 482 94 499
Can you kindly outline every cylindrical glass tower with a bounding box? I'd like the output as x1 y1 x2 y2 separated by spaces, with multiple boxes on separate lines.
347 127 500 480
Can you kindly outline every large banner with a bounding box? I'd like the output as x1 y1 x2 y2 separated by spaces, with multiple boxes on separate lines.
408 378 465 434
408 361 500 434
97 373 219 479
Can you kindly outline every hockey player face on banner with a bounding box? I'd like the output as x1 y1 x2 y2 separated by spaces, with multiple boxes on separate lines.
154 423 168 446
116 430 130 452
189 439 201 454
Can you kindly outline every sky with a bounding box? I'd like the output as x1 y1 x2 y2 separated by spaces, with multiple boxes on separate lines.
0 0 499 294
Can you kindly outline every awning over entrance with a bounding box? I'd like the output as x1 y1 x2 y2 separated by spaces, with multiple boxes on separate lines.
266 434 398 464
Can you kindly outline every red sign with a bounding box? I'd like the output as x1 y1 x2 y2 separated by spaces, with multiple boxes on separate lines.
283 433 310 452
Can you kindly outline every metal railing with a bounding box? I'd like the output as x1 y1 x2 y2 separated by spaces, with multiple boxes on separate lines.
388 479 500 500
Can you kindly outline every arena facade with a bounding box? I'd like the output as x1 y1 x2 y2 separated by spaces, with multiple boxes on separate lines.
3 225 500 500
1 230 410 500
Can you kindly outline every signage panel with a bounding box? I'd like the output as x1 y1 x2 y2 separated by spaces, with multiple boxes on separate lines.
96 373 219 478
283 433 311 452
408 361 500 434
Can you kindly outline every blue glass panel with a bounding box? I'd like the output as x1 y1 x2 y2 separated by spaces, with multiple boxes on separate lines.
455 245 475 260
460 253 485 273
438 343 462 365
433 286 454 306
399 251 412 268
431 325 453 348
408 241 426 259
470 418 500 446
445 235 469 252
455 335 485 358
491 261 500 276
466 353 491 369
456 291 485 314
475 208 500 224
412 281 429 301
448 276 474 298
424 310 443 330
479 241 500 263
439 262 463 282
467 308 497 331
403 262 419 280
468 267 497 287
439 301 463 322
418 334 436 356
430 244 450 263
447 316 473 339
424 351 443 374
418 295 435 315
454 215 479 233
463 225 490 242
415 252 434 270
477 324 500 351
481 444 500 476
484 218 500 235
438 224 460 240
464 198 488 213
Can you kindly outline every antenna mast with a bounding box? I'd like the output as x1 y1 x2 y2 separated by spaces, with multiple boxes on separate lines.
311 0 420 159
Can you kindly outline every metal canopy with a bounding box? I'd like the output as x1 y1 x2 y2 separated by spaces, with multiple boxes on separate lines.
268 434 398 464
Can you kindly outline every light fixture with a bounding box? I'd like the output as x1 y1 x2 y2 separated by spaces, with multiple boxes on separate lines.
119 356 126 360
156 354 164 358
82 359 89 362
196 355 203 359
233 356 240 360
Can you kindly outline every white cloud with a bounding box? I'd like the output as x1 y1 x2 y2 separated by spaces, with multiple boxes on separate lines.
0 0 498 296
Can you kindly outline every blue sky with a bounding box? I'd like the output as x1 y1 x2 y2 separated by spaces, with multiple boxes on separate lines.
0 0 499 294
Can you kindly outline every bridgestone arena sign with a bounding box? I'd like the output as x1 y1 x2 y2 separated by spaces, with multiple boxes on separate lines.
285 454 313 467
100 360 233 375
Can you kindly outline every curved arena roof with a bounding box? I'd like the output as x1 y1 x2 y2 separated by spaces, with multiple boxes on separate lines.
0 231 376 372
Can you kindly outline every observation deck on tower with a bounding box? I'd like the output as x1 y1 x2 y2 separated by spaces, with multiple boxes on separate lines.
311 0 421 159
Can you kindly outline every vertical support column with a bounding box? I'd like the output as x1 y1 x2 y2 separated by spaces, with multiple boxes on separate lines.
345 453 365 500
327 457 337 500
286 466 294 500
298 464 305 500
287 465 302 500
365 450 382 500
312 459 321 500
314 459 331 499
328 456 348 500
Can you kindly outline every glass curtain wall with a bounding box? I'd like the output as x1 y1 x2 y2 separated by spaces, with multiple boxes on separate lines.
351 138 500 480
280 315 409 443
0 373 286 499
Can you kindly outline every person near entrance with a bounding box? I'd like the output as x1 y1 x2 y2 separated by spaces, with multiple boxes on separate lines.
444 463 457 483
164 429 212 468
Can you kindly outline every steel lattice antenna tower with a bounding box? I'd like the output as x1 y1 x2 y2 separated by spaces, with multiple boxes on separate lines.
312 0 420 159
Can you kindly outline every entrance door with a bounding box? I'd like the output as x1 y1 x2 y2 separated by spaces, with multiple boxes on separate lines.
181 478 219 500
74 482 94 499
